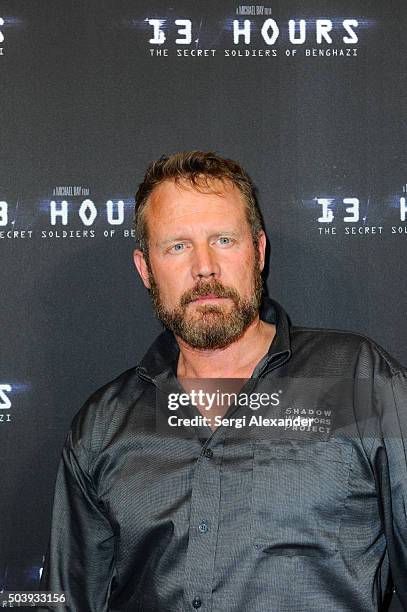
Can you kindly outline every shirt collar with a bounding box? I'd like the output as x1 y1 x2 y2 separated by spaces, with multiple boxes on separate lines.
137 295 292 383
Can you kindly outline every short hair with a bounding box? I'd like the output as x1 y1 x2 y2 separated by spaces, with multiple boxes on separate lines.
134 151 264 253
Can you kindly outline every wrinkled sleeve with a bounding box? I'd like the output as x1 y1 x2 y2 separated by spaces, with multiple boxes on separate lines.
375 370 407 607
38 429 115 611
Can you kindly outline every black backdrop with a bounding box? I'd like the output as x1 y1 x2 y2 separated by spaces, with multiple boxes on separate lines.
1 1 406 609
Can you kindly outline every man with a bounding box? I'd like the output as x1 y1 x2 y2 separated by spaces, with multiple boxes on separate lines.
40 151 407 611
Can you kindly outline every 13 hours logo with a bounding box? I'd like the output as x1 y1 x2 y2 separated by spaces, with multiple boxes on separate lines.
0 384 12 422
0 16 4 54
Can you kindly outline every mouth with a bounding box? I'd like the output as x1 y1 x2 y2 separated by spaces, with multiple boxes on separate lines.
191 295 228 302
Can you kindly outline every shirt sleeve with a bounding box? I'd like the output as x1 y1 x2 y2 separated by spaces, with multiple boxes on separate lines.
374 370 407 607
38 429 116 611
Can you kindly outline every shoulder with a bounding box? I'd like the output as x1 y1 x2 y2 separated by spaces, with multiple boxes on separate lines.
68 365 148 455
290 324 405 379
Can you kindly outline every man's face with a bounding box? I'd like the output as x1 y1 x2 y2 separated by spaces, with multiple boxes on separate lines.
133 178 266 349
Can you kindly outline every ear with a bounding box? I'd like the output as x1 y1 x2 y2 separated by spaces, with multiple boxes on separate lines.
133 248 151 289
257 230 267 272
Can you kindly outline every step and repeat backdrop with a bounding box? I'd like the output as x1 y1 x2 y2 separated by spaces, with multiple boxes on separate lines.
1 1 406 609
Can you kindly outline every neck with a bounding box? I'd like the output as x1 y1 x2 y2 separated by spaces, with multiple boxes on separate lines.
176 315 276 379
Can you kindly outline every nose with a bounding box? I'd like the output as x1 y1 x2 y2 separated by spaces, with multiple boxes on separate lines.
191 243 221 281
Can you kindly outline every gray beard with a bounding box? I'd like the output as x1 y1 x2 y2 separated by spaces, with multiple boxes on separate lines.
147 256 263 350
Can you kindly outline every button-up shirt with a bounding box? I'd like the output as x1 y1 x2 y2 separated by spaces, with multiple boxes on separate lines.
40 297 407 611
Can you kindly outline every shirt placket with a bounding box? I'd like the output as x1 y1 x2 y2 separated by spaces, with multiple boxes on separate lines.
183 430 225 611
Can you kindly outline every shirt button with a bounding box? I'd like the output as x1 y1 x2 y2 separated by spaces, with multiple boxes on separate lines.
198 521 208 534
203 448 213 458
192 597 202 608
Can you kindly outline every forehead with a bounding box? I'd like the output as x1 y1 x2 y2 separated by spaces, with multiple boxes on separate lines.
145 178 247 229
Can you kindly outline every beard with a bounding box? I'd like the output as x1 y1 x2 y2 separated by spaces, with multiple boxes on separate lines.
146 251 264 349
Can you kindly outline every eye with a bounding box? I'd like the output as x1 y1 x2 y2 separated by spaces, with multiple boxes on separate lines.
169 242 187 253
217 236 233 246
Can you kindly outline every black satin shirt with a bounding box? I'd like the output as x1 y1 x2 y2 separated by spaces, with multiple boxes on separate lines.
39 298 407 611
